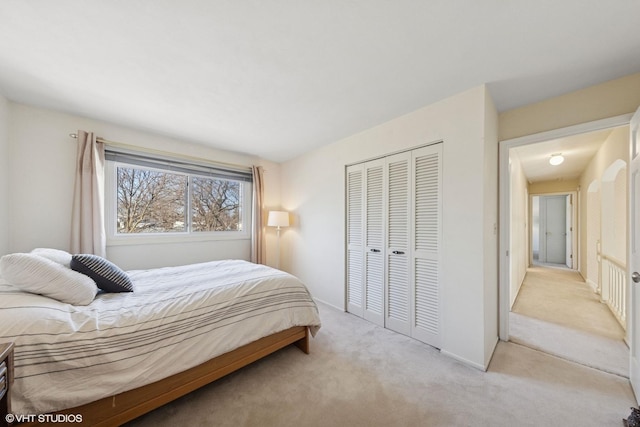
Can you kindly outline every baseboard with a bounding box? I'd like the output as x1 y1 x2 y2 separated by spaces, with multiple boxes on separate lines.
313 297 345 312
586 279 598 293
440 349 487 372
510 272 526 310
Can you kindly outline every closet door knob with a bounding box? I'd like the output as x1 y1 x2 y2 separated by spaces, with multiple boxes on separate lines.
392 251 405 255
370 249 380 253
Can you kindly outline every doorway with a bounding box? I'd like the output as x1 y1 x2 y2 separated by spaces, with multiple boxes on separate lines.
498 114 632 376
532 194 574 268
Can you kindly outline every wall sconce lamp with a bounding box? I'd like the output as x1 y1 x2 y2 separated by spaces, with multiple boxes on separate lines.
267 211 289 269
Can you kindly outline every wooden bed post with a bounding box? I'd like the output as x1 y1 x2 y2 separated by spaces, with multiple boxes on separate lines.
294 327 310 354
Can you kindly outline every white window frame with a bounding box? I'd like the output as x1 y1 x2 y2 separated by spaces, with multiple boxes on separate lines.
105 160 252 246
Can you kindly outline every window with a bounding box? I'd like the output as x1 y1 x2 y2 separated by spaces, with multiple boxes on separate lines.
190 176 242 232
105 149 252 243
116 167 187 233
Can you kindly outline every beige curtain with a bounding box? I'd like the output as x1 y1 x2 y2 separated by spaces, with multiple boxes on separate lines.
251 165 265 264
70 130 106 257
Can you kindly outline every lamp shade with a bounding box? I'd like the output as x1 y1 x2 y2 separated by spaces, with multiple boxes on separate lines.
267 211 289 228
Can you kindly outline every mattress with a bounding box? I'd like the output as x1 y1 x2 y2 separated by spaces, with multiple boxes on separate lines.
0 259 321 414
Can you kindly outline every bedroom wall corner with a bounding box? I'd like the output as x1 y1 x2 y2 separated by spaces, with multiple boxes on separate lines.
0 95 9 257
256 158 283 269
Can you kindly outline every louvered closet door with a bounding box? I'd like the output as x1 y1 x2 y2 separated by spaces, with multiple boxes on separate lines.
363 159 385 326
385 152 411 335
411 144 443 348
346 164 365 317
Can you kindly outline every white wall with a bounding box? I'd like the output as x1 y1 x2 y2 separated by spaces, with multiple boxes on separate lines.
482 86 499 364
7 103 281 270
258 159 285 269
499 72 640 141
599 160 626 264
585 182 600 289
280 85 499 369
578 126 629 278
508 151 528 307
612 167 626 263
0 94 9 257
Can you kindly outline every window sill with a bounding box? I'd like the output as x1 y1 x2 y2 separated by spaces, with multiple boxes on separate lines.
106 232 251 247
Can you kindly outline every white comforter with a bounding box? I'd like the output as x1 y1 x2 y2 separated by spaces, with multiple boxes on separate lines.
0 259 321 415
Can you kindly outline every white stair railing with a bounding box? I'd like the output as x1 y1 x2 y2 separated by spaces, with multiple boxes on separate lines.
601 254 626 330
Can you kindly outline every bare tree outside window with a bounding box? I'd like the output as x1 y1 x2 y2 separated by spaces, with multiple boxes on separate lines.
116 167 187 233
191 177 241 231
115 165 245 234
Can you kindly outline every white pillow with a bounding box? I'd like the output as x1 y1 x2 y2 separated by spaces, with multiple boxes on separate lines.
31 248 73 267
0 253 98 305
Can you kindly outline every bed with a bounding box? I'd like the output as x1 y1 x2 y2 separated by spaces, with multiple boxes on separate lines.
0 257 321 426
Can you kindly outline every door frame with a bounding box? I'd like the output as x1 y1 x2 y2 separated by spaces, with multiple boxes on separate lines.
629 107 640 399
499 113 633 340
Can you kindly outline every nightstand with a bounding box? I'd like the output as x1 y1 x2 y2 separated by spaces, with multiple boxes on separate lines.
0 343 13 427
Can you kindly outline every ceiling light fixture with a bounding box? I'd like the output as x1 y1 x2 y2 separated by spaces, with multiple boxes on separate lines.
549 154 564 166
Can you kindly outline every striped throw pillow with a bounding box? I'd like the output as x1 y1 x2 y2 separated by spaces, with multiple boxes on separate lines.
71 254 134 293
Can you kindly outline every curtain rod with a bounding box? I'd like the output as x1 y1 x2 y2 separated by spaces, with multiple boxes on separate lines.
68 132 252 172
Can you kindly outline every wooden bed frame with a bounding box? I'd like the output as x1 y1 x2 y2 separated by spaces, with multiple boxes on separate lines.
16 326 309 427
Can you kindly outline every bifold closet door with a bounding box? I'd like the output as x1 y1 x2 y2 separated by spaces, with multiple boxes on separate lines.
411 144 442 348
385 152 411 336
346 164 364 317
363 159 385 326
346 143 442 349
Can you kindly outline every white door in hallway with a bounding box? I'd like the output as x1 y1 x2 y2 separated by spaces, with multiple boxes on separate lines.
630 107 640 398
565 195 573 269
541 195 567 264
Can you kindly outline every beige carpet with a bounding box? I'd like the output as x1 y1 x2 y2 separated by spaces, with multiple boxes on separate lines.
510 266 628 377
126 302 635 427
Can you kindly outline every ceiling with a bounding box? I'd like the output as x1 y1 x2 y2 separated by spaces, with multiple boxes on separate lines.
512 128 617 184
0 1 639 162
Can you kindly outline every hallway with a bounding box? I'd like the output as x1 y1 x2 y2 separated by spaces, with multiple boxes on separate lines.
509 266 628 377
